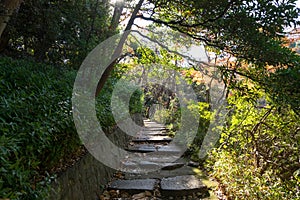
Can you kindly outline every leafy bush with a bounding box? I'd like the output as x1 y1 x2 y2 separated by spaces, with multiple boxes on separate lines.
6 0 113 68
0 57 145 199
0 57 81 199
186 101 212 161
96 68 144 131
207 84 300 199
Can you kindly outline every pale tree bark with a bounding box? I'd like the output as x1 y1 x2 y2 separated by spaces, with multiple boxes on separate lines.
95 0 144 96
110 0 125 32
0 0 23 39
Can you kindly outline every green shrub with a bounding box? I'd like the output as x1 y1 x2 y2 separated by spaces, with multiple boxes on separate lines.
186 101 212 161
95 69 144 130
207 84 300 199
0 57 81 199
0 57 145 199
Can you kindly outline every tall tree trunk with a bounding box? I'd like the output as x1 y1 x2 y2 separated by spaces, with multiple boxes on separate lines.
0 28 9 52
110 0 125 32
0 0 22 39
95 0 144 96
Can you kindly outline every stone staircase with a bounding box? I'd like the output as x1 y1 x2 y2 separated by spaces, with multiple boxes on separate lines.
100 119 215 200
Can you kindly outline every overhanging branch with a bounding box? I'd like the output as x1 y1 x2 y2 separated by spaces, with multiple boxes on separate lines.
131 30 211 67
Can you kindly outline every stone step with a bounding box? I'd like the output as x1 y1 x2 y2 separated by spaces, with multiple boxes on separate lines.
143 127 166 130
126 144 183 153
162 162 185 170
126 144 161 153
131 136 172 143
125 153 181 164
143 120 167 129
142 127 167 132
108 179 158 194
124 166 199 180
144 124 166 129
137 130 168 136
122 161 184 171
160 175 209 197
144 121 165 125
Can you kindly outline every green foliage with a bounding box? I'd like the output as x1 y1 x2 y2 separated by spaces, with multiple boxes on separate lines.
152 100 180 127
95 65 144 130
5 0 113 68
263 65 300 114
0 57 133 199
143 0 300 115
0 57 80 199
210 151 300 199
207 83 300 199
96 79 143 129
186 102 212 160
148 0 299 54
129 90 144 114
0 47 148 195
96 74 117 129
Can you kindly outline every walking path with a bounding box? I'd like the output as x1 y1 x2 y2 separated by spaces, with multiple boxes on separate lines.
100 119 219 200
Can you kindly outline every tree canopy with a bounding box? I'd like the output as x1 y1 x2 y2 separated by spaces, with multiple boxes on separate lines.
133 0 300 113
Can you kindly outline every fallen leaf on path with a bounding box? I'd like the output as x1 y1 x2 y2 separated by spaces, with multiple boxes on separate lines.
132 192 146 199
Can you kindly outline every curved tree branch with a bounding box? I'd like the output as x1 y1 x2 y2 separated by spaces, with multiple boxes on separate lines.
95 0 144 96
136 0 234 29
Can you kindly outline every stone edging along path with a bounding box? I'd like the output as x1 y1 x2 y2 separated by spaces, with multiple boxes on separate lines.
100 119 220 200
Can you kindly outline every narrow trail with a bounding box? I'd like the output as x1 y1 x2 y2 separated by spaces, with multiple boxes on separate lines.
100 119 220 200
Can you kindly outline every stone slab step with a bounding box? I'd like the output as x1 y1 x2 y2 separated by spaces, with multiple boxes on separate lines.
125 166 199 180
141 127 168 131
132 136 172 143
144 121 165 126
122 161 184 170
125 153 181 164
144 120 164 126
108 179 158 194
126 144 183 153
162 162 185 170
160 175 209 197
121 161 161 173
144 125 166 129
126 144 161 153
144 122 166 128
137 130 168 136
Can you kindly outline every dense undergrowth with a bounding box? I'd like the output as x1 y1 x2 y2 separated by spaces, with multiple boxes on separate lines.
150 70 300 199
206 85 300 199
0 57 127 199
0 57 79 199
